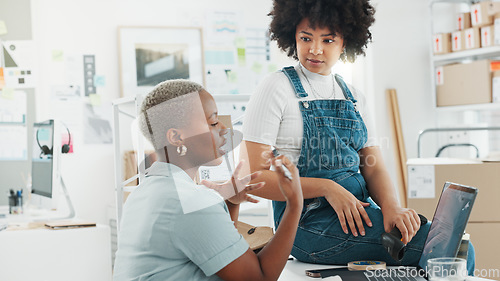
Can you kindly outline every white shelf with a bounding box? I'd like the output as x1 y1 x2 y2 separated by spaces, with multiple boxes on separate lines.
433 46 500 66
429 0 500 111
436 102 500 112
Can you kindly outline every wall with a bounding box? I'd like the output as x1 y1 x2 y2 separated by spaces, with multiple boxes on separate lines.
28 0 292 224
0 0 34 205
366 0 436 198
21 0 440 223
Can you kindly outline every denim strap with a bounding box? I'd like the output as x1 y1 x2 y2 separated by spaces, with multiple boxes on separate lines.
334 74 358 103
281 66 308 98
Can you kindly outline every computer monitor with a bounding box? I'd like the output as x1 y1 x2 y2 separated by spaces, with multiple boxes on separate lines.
30 120 61 210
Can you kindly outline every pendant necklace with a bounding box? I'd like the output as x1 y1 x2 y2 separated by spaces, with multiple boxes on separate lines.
299 65 335 99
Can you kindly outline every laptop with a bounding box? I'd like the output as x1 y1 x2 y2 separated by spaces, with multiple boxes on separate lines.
305 182 478 280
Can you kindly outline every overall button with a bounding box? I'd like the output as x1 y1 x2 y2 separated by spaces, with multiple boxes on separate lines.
303 101 309 108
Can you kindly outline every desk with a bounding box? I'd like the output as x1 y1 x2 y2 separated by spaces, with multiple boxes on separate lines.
0 224 112 281
280 259 495 281
279 259 342 280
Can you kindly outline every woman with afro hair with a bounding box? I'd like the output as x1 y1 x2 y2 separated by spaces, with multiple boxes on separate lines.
241 0 475 273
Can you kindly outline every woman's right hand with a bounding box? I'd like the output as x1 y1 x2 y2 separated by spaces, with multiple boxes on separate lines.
272 155 303 206
323 182 372 237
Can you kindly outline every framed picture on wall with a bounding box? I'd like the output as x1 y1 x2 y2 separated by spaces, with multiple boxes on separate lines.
118 26 205 97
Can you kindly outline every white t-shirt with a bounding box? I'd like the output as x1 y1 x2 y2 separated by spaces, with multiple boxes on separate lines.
243 64 377 165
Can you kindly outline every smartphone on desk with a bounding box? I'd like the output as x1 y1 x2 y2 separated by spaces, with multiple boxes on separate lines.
305 269 322 278
305 267 365 280
305 267 348 278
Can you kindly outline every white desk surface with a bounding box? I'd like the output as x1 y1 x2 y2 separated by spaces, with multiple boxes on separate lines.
280 259 495 281
279 258 342 280
0 223 112 281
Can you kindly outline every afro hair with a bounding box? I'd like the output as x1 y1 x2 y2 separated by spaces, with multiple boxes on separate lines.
268 0 375 63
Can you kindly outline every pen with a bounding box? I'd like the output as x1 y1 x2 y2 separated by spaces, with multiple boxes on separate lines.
272 148 293 180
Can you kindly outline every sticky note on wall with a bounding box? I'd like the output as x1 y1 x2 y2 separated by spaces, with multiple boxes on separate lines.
89 93 101 106
93 75 106 87
0 88 14 100
0 68 5 89
225 70 238 83
52 50 64 62
0 21 7 35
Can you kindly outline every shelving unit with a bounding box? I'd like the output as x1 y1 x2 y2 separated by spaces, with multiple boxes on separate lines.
427 3 500 276
429 0 500 111
432 45 500 66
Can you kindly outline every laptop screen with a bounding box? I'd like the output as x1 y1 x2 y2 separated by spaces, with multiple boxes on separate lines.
418 182 477 269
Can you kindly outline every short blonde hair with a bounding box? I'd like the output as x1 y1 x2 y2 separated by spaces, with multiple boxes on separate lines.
138 79 203 151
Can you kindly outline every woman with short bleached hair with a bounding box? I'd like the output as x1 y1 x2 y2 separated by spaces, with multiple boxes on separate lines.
114 79 304 281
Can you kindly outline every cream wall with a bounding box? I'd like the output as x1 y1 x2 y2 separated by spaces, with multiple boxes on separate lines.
29 0 291 224
364 0 436 197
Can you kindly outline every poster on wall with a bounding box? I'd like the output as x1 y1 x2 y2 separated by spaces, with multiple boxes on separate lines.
118 26 205 97
83 55 96 97
205 10 242 47
1 40 36 88
51 84 81 100
203 10 276 96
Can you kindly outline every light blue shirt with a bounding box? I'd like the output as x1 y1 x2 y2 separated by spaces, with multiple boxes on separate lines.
113 162 249 281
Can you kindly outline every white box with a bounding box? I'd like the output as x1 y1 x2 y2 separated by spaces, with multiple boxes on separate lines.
495 17 500 45
457 12 472 30
493 71 500 103
464 27 481 49
471 2 494 27
433 33 451 54
481 25 495 47
452 31 464 51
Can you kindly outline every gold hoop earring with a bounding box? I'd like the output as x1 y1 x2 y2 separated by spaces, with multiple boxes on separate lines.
177 145 187 156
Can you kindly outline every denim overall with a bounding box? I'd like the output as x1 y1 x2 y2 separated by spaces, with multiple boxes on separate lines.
272 66 475 273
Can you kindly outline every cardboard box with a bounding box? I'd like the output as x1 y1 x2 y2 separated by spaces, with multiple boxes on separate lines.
457 12 472 31
464 27 481 49
493 71 500 103
488 2 500 17
481 25 495 47
436 59 493 106
451 30 464 52
495 13 500 45
471 1 495 27
407 158 500 222
433 33 452 54
466 223 500 281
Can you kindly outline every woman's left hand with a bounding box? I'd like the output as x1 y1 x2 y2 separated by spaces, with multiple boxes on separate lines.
201 161 265 205
381 206 421 245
